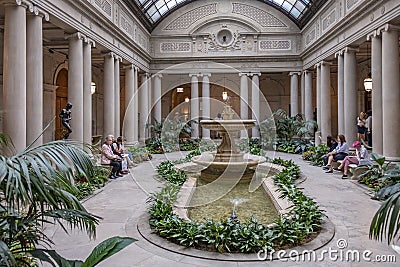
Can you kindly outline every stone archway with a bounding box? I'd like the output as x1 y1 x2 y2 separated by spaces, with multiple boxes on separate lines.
55 68 68 140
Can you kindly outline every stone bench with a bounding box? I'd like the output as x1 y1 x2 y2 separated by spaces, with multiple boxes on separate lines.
332 160 369 179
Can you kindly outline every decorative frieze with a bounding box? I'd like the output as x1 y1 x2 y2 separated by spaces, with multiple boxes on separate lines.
120 9 133 36
164 4 217 31
259 40 291 51
232 3 286 28
322 9 336 31
94 0 112 18
346 0 360 10
305 27 316 46
160 42 191 52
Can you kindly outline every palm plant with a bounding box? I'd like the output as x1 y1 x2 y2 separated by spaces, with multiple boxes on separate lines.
0 134 135 266
273 109 317 140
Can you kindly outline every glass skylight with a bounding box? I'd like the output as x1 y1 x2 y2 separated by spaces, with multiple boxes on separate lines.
133 0 317 27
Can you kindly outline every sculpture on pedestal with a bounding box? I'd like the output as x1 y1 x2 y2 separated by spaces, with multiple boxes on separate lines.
59 102 72 140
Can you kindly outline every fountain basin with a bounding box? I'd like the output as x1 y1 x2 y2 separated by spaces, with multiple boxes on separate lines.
200 119 256 132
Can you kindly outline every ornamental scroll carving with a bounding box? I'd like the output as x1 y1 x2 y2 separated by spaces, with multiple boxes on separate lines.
232 3 286 28
207 29 241 52
164 4 217 31
94 0 112 18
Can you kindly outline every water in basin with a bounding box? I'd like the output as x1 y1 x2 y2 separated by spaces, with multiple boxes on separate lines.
188 179 280 225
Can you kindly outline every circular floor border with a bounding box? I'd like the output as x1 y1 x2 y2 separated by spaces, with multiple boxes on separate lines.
136 214 335 262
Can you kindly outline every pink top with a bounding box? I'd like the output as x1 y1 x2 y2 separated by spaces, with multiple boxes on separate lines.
101 143 118 164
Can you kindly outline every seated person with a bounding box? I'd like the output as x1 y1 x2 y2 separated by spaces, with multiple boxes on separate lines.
323 134 349 173
336 141 372 179
110 136 129 173
115 136 137 168
322 135 338 166
101 136 123 179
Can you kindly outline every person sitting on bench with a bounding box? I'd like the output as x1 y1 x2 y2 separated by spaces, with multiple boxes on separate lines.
101 135 123 179
336 141 371 179
323 134 349 173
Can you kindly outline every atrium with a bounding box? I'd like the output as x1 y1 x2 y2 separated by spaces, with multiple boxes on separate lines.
0 0 399 266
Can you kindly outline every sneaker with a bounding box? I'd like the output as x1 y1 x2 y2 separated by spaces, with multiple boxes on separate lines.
109 175 118 179
341 174 348 179
333 167 341 171
322 165 330 170
325 170 333 173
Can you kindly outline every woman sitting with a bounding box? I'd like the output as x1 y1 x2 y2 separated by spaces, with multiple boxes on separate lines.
115 136 137 168
323 134 349 173
101 136 123 179
336 141 371 179
322 135 338 166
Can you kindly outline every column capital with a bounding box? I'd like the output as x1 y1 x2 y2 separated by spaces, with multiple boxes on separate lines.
303 69 313 74
239 72 250 77
314 63 321 69
200 73 211 77
250 72 261 77
1 0 32 8
366 30 380 41
378 23 400 34
103 52 115 59
189 73 200 78
152 73 163 78
83 37 95 47
114 55 122 62
343 46 359 53
27 5 49 21
289 71 301 76
334 49 345 57
65 32 86 41
320 60 333 66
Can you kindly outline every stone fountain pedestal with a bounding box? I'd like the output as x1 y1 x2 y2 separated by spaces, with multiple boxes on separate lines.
192 119 266 183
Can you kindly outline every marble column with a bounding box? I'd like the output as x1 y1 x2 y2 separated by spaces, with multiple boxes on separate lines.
139 73 149 142
251 73 261 138
301 71 305 115
124 64 135 144
381 25 400 160
103 52 115 138
67 33 84 142
153 74 162 123
26 9 48 146
289 72 300 116
335 50 345 135
304 70 313 122
133 67 139 143
114 56 121 136
343 47 358 144
202 73 211 139
240 73 249 139
367 31 383 155
83 38 94 146
320 62 331 142
3 3 27 151
315 64 321 130
190 74 199 139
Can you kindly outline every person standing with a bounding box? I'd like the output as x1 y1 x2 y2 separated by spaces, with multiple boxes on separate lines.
356 112 367 141
59 103 73 139
365 110 372 147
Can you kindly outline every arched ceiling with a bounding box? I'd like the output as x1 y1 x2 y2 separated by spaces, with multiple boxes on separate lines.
124 0 325 31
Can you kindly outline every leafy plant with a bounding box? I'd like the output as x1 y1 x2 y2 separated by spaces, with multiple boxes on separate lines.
302 144 329 166
273 109 317 141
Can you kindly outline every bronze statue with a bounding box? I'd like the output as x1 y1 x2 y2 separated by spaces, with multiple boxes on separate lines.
59 102 72 139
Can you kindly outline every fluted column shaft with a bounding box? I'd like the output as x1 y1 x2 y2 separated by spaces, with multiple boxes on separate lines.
139 74 149 142
320 62 331 142
153 74 162 123
240 73 249 139
114 57 121 136
251 73 260 138
343 48 358 143
124 65 135 144
68 33 84 141
382 27 400 160
336 52 345 134
202 74 211 139
190 74 199 138
103 53 115 137
83 40 94 146
26 12 44 146
304 70 313 121
3 4 27 151
289 72 300 116
368 32 383 155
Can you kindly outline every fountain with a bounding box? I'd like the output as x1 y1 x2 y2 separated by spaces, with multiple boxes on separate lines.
191 102 266 183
